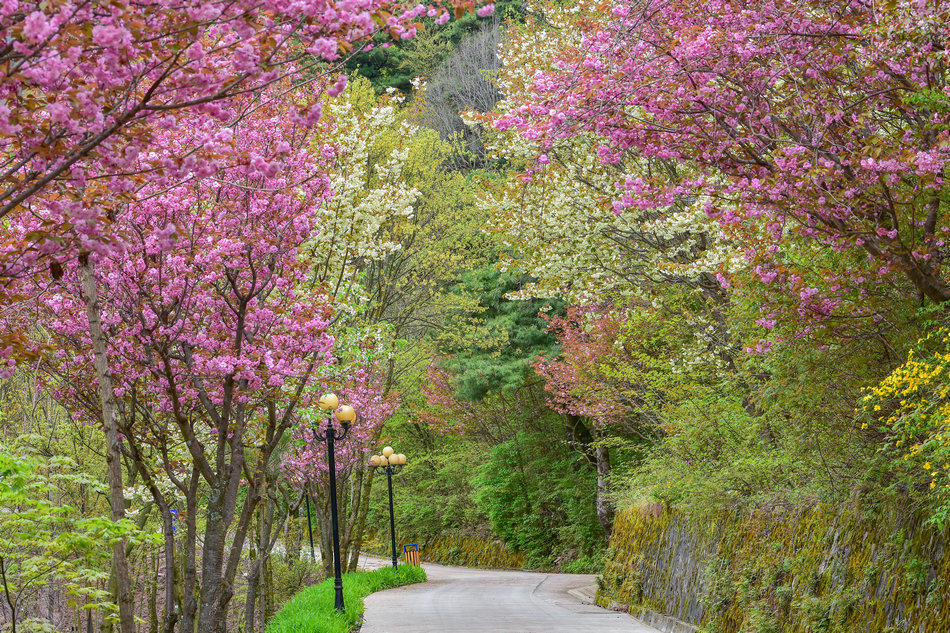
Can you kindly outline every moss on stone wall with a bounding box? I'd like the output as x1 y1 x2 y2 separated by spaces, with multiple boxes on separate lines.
598 503 950 633
421 534 527 569
363 530 528 569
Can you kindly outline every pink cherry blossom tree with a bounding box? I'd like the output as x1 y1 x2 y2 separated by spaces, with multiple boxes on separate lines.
497 0 950 319
0 0 460 226
0 0 482 369
8 82 337 633
0 2 497 629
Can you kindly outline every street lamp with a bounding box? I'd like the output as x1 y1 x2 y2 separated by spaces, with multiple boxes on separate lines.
312 392 356 612
370 446 407 569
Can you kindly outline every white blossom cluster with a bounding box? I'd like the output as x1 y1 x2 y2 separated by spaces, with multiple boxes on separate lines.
469 2 750 375
475 2 743 309
304 84 422 312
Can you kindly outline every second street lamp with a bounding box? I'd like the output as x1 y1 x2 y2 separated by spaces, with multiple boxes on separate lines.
370 447 407 569
312 392 356 612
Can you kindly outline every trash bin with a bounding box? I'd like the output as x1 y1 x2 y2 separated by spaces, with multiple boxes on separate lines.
402 543 420 566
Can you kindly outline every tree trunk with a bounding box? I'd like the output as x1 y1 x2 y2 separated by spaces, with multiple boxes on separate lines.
247 481 276 633
347 466 374 572
161 505 178 633
262 550 274 629
148 554 159 633
594 440 613 536
197 480 229 633
904 255 950 304
244 510 260 633
80 257 135 633
285 512 303 564
180 471 200 633
200 457 265 633
342 469 360 572
315 488 334 577
99 561 115 633
0 556 19 633
565 415 613 536
121 422 179 633
258 489 276 632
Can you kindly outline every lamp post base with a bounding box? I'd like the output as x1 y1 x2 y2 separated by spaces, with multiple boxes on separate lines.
334 581 345 612
386 466 398 569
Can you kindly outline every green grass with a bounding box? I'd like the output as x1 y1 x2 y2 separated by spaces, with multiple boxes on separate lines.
265 565 427 633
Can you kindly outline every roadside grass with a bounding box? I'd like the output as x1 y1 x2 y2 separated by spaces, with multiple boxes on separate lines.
265 565 427 633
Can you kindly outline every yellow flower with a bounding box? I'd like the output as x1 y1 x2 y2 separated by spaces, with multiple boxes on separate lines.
931 481 937 489
924 462 932 470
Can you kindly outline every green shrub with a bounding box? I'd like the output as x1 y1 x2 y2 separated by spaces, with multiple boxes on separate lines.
270 555 324 609
474 430 607 570
560 553 606 574
265 565 426 633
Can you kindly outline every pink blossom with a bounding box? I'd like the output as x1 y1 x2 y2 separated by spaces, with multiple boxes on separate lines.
309 37 339 60
0 0 18 18
92 24 133 49
23 11 53 41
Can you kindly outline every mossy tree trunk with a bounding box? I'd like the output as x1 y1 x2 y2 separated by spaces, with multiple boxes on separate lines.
565 414 614 536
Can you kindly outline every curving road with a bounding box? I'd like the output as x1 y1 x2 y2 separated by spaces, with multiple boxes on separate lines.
359 562 659 633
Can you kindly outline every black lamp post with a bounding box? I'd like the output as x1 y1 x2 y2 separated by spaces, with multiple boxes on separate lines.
305 493 316 562
370 447 407 569
312 392 356 612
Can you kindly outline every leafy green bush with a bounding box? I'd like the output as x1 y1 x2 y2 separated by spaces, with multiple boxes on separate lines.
265 565 426 633
475 429 606 570
0 447 151 627
559 553 606 575
270 555 324 611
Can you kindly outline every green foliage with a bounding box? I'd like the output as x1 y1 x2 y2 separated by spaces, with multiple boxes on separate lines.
474 429 605 569
366 432 487 542
0 446 149 626
269 555 325 611
441 267 563 400
265 565 426 633
346 2 526 93
559 553 605 574
609 280 929 516
366 392 607 572
859 321 950 526
334 82 496 395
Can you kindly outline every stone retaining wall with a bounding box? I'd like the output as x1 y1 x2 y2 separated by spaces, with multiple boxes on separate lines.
421 533 526 569
598 503 950 632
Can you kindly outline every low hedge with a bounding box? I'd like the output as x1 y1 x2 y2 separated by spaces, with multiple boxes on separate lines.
265 565 426 633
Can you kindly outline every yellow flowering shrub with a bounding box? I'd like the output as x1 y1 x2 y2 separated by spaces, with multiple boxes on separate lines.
863 328 950 523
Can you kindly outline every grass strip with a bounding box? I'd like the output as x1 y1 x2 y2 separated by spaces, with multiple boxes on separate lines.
265 565 427 633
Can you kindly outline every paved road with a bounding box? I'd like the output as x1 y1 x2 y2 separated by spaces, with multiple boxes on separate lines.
360 562 660 633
